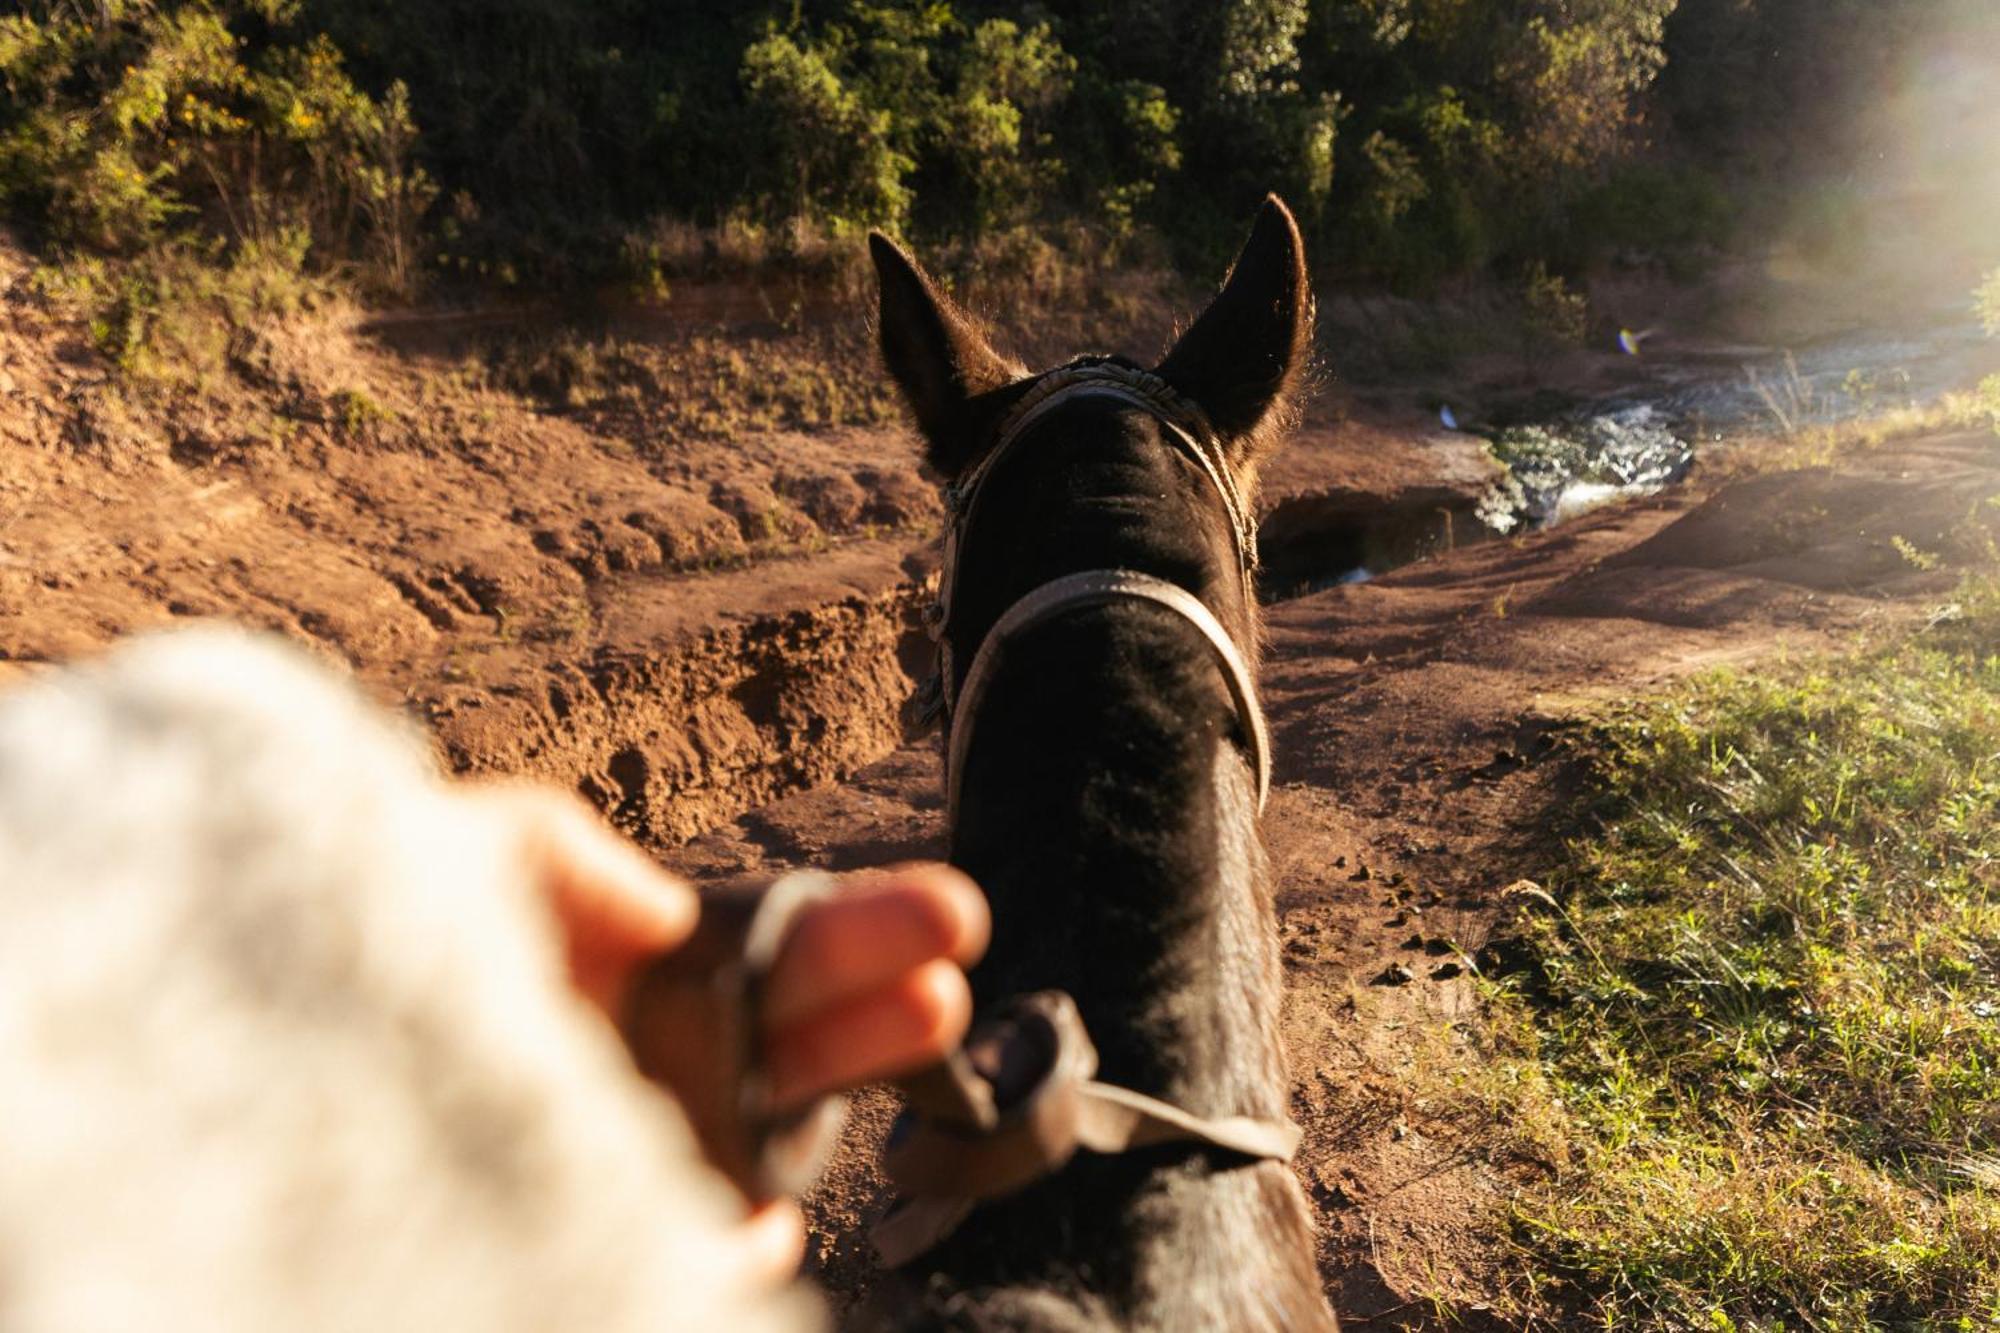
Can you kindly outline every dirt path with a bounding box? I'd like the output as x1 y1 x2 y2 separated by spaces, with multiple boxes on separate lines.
661 432 2000 1324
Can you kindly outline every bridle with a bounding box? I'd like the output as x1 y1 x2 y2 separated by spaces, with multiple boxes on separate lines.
924 358 1273 825
874 359 1297 1268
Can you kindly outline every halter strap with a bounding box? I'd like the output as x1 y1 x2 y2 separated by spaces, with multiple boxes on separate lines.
945 570 1271 824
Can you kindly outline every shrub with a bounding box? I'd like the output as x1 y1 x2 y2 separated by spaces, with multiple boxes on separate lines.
0 2 432 289
739 31 911 233
1522 260 1588 354
32 225 327 383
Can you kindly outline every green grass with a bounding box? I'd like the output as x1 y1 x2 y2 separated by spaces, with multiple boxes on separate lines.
1477 576 2000 1329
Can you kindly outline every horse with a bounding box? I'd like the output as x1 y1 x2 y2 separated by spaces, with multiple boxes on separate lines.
860 196 1337 1331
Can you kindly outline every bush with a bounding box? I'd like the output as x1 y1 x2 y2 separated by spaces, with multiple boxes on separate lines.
0 1 1849 315
1522 260 1588 354
739 31 911 233
0 3 433 290
33 226 328 383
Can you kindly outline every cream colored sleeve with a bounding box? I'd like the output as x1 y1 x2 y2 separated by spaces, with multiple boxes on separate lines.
0 627 821 1333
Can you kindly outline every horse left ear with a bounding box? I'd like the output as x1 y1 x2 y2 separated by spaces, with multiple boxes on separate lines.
870 232 1022 478
1155 195 1313 452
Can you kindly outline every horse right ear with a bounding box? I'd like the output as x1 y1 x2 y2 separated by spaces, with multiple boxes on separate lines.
870 233 1021 477
1154 195 1313 456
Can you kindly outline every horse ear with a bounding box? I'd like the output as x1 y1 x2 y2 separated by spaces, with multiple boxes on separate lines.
869 232 1020 477
1155 195 1313 451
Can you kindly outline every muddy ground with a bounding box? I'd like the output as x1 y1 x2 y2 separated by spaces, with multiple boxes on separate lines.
5 232 1997 1324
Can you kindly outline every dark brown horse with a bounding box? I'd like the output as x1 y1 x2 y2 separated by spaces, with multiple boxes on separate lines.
860 198 1336 1331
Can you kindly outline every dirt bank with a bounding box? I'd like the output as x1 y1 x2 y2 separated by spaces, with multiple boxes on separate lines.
0 236 1500 841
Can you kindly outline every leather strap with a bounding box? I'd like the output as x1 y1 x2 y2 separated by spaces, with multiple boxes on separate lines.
621 870 846 1203
872 991 1301 1268
945 570 1271 824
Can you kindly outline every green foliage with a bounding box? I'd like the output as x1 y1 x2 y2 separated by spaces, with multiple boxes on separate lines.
1480 572 2000 1324
0 2 432 289
0 0 1840 309
1978 269 2000 340
33 225 327 382
1977 271 2000 436
740 30 911 232
735 6 1087 237
1568 162 1738 273
1522 260 1588 352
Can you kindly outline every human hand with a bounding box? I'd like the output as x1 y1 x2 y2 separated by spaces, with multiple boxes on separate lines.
476 786 987 1280
478 784 988 1123
484 786 987 1101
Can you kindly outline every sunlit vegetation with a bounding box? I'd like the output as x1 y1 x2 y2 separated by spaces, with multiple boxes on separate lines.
1465 565 2000 1326
0 0 1985 390
1978 269 2000 430
1 1 1919 290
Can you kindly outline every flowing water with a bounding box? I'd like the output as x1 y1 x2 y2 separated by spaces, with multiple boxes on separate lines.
1472 314 1995 536
1263 314 1996 599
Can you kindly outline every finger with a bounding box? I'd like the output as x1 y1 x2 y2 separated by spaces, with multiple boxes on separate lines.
763 865 989 1028
731 1198 806 1287
470 784 697 1008
767 958 972 1109
496 784 697 952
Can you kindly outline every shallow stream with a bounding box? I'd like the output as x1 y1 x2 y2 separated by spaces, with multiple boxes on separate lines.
1459 315 1993 545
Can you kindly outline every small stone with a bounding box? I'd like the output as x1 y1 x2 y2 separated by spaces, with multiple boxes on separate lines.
1372 963 1415 987
1349 864 1372 882
1401 934 1426 951
1431 962 1464 981
1333 854 1347 869
1388 871 1406 887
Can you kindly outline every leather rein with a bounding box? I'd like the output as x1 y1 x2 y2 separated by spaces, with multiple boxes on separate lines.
876 360 1298 1268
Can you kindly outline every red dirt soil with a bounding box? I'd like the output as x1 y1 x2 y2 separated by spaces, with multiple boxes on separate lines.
6 231 1998 1324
